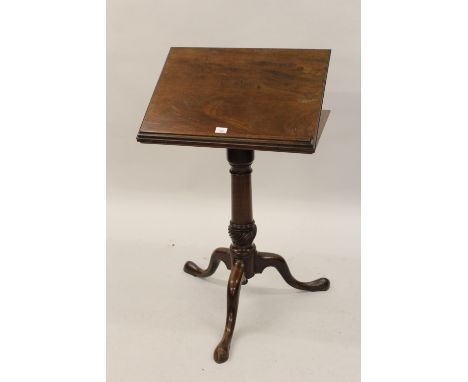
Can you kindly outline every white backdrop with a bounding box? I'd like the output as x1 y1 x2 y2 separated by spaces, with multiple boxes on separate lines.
107 1 360 381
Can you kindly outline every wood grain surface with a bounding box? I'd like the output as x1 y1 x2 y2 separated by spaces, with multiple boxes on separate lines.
137 48 330 153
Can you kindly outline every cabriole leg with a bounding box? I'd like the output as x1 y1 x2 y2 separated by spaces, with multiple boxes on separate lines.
213 261 244 363
255 251 330 291
184 247 231 278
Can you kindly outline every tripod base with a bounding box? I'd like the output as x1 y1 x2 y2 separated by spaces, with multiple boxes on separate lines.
183 148 329 363
184 247 330 363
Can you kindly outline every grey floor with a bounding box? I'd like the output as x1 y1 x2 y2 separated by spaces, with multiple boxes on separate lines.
107 179 360 381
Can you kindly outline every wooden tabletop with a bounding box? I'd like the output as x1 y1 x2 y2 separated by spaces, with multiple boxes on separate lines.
137 48 330 154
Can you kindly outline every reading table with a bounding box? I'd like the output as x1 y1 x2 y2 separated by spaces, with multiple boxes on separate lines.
137 47 331 363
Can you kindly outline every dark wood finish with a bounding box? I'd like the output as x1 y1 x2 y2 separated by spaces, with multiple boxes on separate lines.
213 260 244 364
183 149 330 363
137 48 330 153
228 149 254 224
227 149 257 282
138 47 332 363
184 247 231 277
255 252 330 291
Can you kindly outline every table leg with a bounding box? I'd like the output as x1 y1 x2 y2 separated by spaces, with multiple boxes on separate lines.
255 252 330 292
183 247 231 278
213 260 244 363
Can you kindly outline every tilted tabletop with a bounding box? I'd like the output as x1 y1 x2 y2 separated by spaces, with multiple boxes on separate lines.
137 47 330 154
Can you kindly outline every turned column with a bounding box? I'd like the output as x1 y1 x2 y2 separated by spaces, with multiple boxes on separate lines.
227 149 257 280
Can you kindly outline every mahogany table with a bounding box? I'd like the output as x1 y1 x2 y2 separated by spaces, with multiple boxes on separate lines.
137 47 331 363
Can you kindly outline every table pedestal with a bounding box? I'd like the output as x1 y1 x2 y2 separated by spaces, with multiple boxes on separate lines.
183 149 330 363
